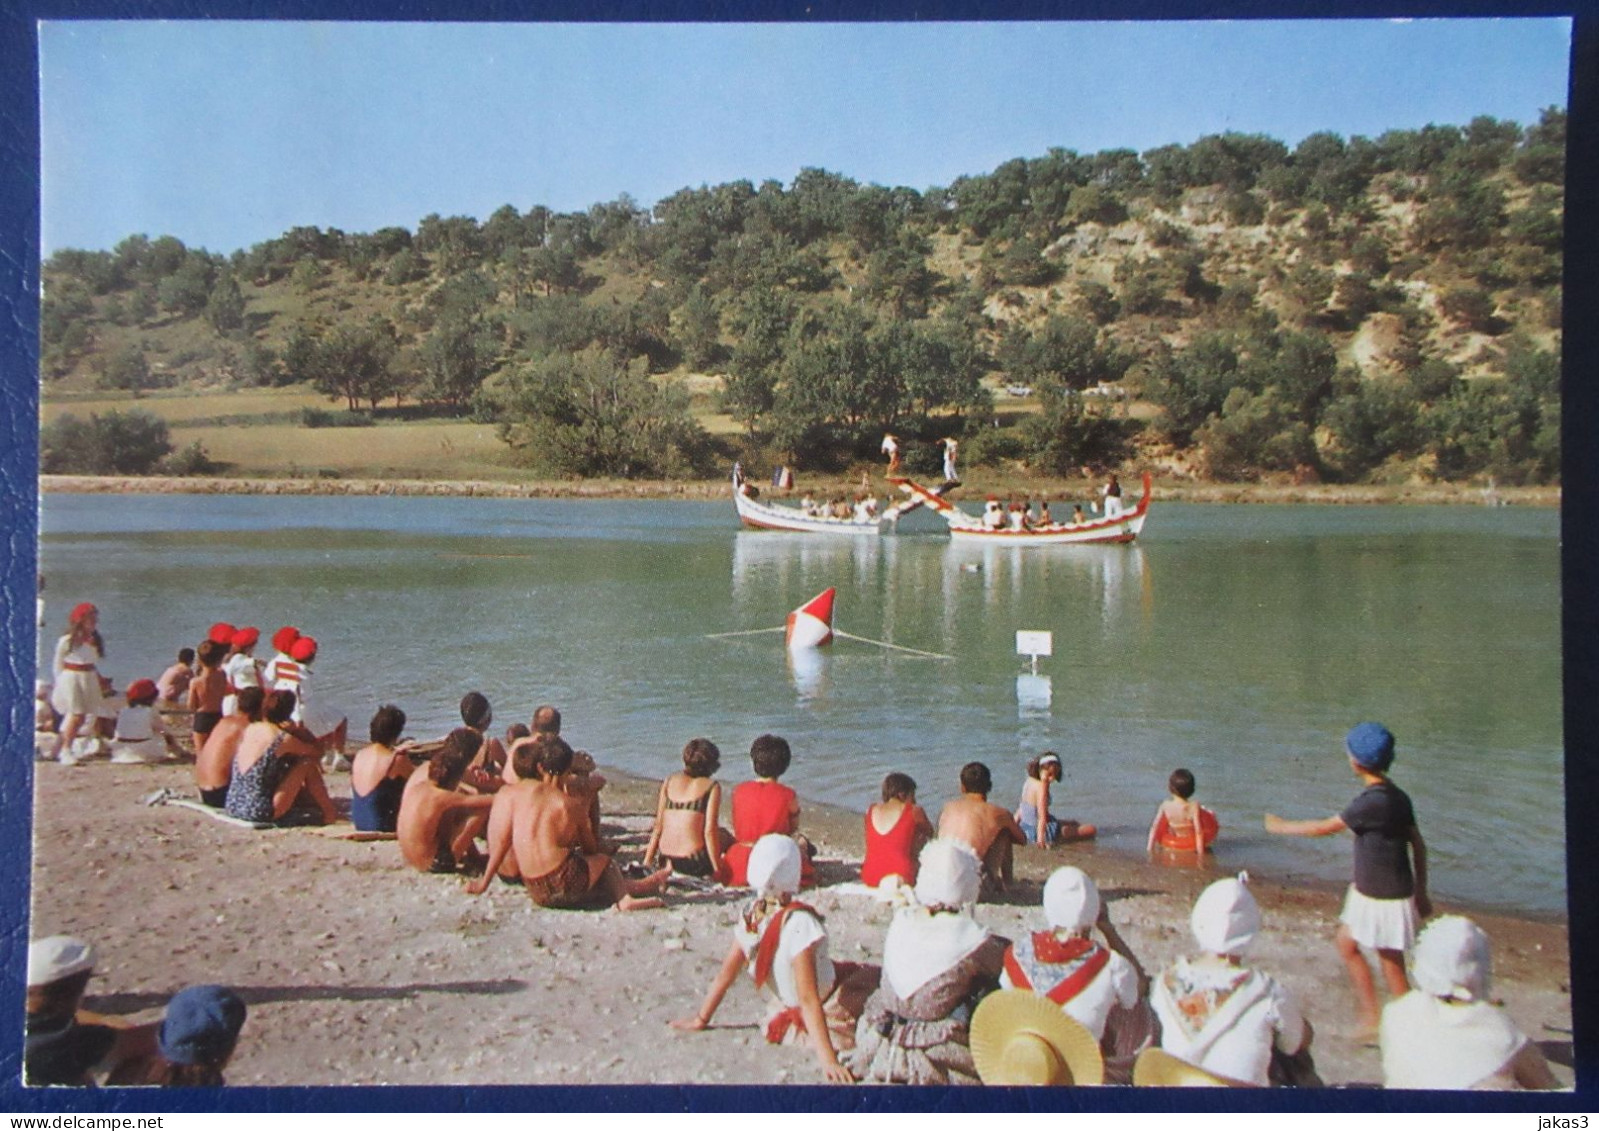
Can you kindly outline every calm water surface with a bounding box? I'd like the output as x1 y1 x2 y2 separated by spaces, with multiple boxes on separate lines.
38 493 1565 916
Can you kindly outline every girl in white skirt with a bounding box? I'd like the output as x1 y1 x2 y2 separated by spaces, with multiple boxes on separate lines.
49 602 105 763
1265 721 1431 1036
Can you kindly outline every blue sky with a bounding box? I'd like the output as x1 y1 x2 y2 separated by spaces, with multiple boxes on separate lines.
38 18 1572 256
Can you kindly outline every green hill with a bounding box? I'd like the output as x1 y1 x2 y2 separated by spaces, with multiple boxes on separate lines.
40 112 1564 487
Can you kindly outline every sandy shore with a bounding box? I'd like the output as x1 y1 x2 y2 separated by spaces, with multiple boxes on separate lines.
39 474 1560 507
29 760 1572 1092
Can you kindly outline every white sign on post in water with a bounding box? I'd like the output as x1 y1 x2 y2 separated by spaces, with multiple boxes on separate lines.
1016 630 1053 674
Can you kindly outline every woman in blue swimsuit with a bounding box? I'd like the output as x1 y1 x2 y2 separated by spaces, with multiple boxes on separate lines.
350 704 415 833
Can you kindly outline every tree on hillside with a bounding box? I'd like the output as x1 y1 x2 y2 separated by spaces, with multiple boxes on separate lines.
673 285 723 371
96 345 153 391
1145 334 1242 441
1513 107 1565 185
419 315 494 409
206 272 246 334
285 318 400 410
497 347 711 478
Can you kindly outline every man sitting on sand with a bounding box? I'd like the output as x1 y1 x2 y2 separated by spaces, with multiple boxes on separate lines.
194 687 264 808
467 732 669 911
397 728 496 874
26 936 159 1086
938 761 1026 899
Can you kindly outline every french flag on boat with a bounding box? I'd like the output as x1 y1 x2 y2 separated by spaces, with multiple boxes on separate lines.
785 588 836 651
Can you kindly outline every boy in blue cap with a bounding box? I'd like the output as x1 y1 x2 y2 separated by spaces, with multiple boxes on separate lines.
1264 722 1431 1037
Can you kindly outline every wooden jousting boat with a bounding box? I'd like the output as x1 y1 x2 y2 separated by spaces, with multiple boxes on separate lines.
731 464 919 535
890 471 1153 545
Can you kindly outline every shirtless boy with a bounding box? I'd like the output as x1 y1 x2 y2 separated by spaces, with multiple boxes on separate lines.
187 641 228 755
396 729 496 874
194 687 263 808
937 761 1026 899
467 732 669 911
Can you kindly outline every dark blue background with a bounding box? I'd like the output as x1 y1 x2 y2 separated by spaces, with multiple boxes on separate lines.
1 0 1592 1112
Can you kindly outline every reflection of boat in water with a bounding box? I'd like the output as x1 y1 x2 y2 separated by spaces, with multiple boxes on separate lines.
731 464 924 535
891 472 1153 545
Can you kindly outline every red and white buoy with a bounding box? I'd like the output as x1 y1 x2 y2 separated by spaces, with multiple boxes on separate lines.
785 587 836 651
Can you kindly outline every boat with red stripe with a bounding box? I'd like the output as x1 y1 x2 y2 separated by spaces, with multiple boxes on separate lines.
889 471 1153 545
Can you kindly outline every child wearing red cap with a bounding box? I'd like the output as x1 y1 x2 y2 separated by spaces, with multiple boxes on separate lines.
1266 721 1431 1037
48 603 106 764
222 628 262 718
110 679 186 764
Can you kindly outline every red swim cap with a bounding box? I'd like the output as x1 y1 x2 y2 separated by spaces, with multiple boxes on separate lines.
207 622 236 645
290 636 318 662
230 627 260 649
125 678 159 704
271 626 301 654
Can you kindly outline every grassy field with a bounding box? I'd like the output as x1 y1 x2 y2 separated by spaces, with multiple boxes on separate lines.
43 385 528 479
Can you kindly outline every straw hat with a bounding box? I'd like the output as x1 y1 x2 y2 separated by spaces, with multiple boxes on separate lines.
1132 1047 1253 1088
970 990 1104 1086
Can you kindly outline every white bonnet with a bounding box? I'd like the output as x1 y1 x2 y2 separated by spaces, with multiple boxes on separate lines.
1042 867 1100 932
914 838 982 909
1190 872 1261 955
747 834 802 898
1411 916 1493 1002
28 935 95 987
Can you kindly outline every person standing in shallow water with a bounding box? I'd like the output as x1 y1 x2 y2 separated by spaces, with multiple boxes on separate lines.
1266 721 1430 1037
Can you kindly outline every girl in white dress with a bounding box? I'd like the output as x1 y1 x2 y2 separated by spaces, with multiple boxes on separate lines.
50 603 105 763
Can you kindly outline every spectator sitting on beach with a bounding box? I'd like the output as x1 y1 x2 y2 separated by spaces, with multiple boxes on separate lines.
458 691 508 787
466 732 669 910
860 772 934 889
25 936 159 1086
108 985 247 1088
1380 916 1559 1090
999 866 1155 1084
1147 767 1219 862
187 640 229 757
520 704 607 840
195 688 264 808
1014 752 1097 848
849 839 1010 1085
397 728 495 874
724 734 815 888
671 834 877 1083
350 704 417 834
1149 873 1318 1087
644 737 732 881
225 690 339 827
156 647 195 706
35 681 60 759
109 679 187 765
938 761 1026 899
502 704 560 785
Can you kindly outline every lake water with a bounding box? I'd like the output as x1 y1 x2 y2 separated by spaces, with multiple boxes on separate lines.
37 493 1566 916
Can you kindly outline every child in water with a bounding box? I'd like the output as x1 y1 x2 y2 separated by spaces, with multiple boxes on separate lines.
1265 721 1430 1036
1147 768 1219 862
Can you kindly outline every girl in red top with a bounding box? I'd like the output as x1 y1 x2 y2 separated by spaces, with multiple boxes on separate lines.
861 772 935 888
724 734 816 887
